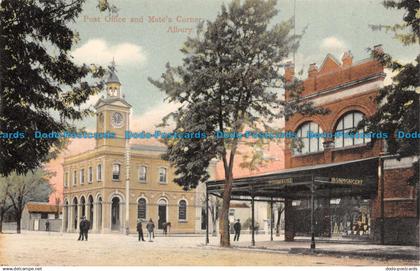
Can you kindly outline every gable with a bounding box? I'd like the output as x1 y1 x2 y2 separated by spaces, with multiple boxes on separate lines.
319 54 341 74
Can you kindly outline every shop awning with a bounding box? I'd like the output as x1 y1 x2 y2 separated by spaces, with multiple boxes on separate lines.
206 156 379 201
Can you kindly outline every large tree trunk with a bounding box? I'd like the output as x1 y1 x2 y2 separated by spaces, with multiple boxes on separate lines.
276 206 284 236
219 178 233 247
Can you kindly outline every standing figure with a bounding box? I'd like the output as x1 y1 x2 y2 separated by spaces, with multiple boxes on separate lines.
137 219 145 241
45 220 50 232
146 218 155 242
77 216 86 241
162 222 167 236
233 219 241 241
83 218 91 241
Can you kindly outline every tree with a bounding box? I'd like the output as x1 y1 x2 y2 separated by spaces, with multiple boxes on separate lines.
149 0 323 247
1 169 52 233
0 0 106 177
363 0 419 185
0 180 12 233
275 202 285 236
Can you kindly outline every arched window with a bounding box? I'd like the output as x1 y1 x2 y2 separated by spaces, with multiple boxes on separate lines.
293 122 324 155
178 200 187 220
137 198 146 220
112 163 121 180
334 111 370 148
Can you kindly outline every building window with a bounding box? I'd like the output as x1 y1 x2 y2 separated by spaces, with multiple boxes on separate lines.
88 167 93 183
178 200 187 221
159 167 167 184
293 122 324 155
229 208 235 216
73 170 77 186
139 166 147 182
97 164 102 181
112 163 120 180
137 198 146 220
64 172 68 188
80 169 84 184
334 111 371 148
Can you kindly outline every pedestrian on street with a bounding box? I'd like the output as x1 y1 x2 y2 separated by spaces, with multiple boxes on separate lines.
83 217 90 241
163 222 167 236
233 219 241 241
77 216 86 241
146 218 155 242
45 220 50 232
137 219 145 241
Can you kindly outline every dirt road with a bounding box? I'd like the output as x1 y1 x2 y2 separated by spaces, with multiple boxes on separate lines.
0 232 417 266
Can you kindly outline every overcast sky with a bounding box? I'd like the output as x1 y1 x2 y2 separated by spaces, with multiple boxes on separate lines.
70 0 419 131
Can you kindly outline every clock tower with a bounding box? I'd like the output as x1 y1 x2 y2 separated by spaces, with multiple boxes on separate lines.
94 60 131 149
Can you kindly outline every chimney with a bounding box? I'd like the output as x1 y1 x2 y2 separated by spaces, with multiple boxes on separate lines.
284 61 295 82
341 51 353 67
308 63 318 77
373 44 383 54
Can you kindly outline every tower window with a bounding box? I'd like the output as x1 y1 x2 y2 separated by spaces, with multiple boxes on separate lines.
80 169 84 184
64 172 68 188
139 166 147 182
88 167 93 183
97 164 102 181
112 163 121 180
159 167 167 184
73 170 77 186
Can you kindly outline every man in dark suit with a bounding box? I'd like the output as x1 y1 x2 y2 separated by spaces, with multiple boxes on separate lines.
77 216 86 241
83 217 90 241
233 219 241 241
137 219 145 241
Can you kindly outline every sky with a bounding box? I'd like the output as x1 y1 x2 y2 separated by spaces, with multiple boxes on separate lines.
70 0 419 131
48 0 419 203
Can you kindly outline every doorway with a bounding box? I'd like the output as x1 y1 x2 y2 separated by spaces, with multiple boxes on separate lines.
111 197 120 231
158 199 167 229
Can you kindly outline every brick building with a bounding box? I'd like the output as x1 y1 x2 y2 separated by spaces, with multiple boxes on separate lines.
283 47 418 245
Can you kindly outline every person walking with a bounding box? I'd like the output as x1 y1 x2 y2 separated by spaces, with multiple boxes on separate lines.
77 216 86 241
83 217 90 241
45 220 50 232
137 219 145 241
233 219 241 241
146 218 155 242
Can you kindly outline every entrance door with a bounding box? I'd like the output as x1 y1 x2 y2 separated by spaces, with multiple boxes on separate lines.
111 197 120 231
158 199 167 229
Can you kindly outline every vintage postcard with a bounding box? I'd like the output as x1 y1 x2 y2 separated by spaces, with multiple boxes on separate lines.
0 0 419 270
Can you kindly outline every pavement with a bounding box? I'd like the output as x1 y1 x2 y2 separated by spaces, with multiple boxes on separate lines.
203 233 420 261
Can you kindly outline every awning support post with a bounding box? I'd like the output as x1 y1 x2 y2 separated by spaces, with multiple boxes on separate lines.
270 198 274 241
379 157 385 245
251 189 255 246
205 182 209 245
310 176 316 250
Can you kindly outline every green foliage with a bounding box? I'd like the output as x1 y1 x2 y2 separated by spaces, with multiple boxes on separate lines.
149 0 324 190
370 0 419 45
0 0 106 176
364 0 419 185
